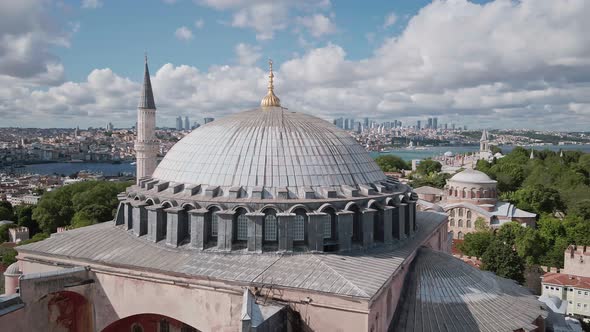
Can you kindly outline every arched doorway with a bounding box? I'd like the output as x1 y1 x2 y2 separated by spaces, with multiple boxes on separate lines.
42 291 93 332
101 314 200 332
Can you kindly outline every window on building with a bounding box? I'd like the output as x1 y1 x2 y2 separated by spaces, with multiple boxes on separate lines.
450 209 455 217
458 220 463 228
551 287 554 290
264 214 277 241
236 213 248 241
466 220 471 228
181 325 197 332
467 211 472 219
569 300 573 304
293 214 305 241
570 288 573 292
160 320 170 332
323 217 332 239
545 286 549 289
459 209 464 217
579 291 582 295
578 303 581 308
585 291 588 296
450 219 455 227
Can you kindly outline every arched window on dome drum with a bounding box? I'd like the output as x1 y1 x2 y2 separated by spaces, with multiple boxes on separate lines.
206 207 220 241
467 211 472 219
477 188 482 198
483 189 489 198
235 209 248 241
450 219 455 227
450 209 455 217
292 209 307 243
350 205 362 244
462 189 467 198
160 320 170 332
264 212 278 242
458 209 464 217
471 189 476 198
457 231 463 240
448 187 453 196
458 219 463 228
467 220 472 228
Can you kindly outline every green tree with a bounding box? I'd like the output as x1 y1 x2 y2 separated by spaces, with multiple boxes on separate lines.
474 217 489 231
490 145 502 155
481 239 525 283
497 222 526 246
0 201 14 221
416 159 442 175
374 155 409 172
457 231 494 258
14 205 39 236
504 184 565 215
515 228 546 265
0 247 17 266
410 173 451 189
569 199 590 220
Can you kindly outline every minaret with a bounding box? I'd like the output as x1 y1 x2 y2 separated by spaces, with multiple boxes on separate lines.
135 55 158 184
530 149 535 159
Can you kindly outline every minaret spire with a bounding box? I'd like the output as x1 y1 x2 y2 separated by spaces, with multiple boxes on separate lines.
139 54 156 109
135 54 158 184
260 59 281 108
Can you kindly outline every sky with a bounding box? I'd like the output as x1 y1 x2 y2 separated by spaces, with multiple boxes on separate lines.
1 0 589 131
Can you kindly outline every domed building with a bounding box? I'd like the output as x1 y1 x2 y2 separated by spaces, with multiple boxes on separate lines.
0 60 546 332
442 169 536 239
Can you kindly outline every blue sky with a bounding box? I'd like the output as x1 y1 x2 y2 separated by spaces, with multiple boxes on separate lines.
1 0 589 130
58 0 442 81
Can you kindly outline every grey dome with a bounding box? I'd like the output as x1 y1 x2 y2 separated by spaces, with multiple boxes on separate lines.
450 169 496 184
4 262 20 276
152 107 386 192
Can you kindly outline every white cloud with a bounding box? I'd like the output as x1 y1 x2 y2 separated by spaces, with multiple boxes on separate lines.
197 0 331 40
235 43 261 66
194 18 205 29
174 26 193 41
0 0 70 84
296 14 337 38
383 12 397 28
2 0 590 130
81 0 103 9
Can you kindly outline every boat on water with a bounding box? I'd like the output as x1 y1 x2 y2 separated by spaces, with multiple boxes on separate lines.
69 159 84 163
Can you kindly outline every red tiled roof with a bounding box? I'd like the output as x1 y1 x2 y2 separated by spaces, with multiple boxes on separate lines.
542 272 590 289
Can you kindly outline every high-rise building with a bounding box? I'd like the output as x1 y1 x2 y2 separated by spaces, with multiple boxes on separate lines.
433 117 438 130
333 117 344 129
106 122 114 131
416 120 421 130
363 117 369 128
135 55 158 184
184 116 190 131
204 117 214 124
427 118 433 129
175 116 183 131
451 123 456 130
344 118 350 130
444 123 448 130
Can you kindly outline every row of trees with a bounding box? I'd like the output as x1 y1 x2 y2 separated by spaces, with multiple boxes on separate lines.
477 147 590 218
458 214 590 283
0 181 131 267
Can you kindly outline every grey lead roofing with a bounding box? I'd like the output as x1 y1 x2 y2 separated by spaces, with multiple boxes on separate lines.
392 248 547 332
18 211 446 299
151 107 386 192
138 59 156 109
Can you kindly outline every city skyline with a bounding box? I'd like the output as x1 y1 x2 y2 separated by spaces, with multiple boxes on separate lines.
1 0 589 130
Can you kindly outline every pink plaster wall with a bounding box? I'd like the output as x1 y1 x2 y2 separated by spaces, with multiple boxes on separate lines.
4 275 18 295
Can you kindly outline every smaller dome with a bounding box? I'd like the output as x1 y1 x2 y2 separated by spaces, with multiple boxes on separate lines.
450 169 496 184
444 151 454 157
4 262 21 276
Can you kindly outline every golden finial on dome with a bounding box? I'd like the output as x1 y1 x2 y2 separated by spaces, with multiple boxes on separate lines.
261 58 281 108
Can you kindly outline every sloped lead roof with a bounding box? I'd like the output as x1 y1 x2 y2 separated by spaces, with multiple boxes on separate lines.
17 212 446 299
393 248 547 331
152 107 386 190
138 58 156 109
